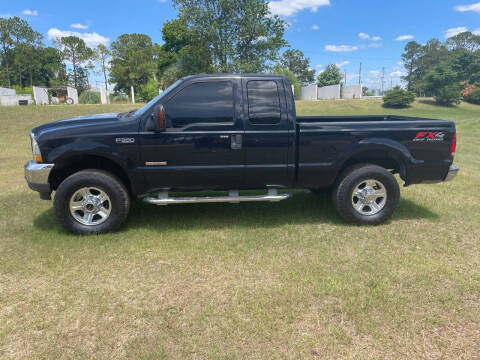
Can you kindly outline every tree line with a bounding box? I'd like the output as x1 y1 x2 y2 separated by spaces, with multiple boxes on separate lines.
402 31 480 105
0 0 318 102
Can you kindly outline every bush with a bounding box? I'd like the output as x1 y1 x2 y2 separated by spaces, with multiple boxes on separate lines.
109 93 129 104
382 87 416 108
464 88 480 105
79 91 101 104
13 86 33 96
434 84 462 106
138 78 160 102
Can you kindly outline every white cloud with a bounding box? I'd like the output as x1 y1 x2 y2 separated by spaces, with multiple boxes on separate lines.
269 0 330 17
368 43 383 48
390 71 404 78
22 9 38 16
312 24 320 30
372 36 382 41
325 44 358 52
445 26 468 38
315 64 323 68
395 34 414 41
474 28 480 34
157 0 168 2
47 28 110 47
359 32 370 40
335 61 350 67
71 23 89 30
454 2 480 13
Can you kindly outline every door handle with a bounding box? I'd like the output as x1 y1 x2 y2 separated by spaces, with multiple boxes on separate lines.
231 134 243 150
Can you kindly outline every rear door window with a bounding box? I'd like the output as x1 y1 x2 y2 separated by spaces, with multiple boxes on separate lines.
247 80 281 125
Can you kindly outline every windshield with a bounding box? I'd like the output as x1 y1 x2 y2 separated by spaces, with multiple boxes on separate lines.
132 79 183 117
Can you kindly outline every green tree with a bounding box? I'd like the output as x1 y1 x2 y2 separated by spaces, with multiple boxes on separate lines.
401 41 423 92
157 18 213 87
57 36 94 90
172 0 287 73
317 64 342 87
446 31 480 52
0 17 14 86
139 78 160 102
278 49 315 84
424 62 462 105
109 33 157 94
95 44 111 100
0 16 42 87
273 65 300 99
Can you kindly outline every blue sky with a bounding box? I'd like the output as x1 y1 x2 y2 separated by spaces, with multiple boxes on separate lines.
2 0 480 89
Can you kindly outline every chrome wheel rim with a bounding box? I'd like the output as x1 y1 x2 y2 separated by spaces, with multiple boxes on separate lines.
69 187 112 226
351 179 387 216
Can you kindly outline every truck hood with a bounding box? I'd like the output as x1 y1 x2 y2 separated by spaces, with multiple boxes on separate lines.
32 113 122 137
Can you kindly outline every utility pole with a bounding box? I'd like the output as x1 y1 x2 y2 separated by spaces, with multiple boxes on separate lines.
358 62 362 85
344 70 347 85
381 67 385 94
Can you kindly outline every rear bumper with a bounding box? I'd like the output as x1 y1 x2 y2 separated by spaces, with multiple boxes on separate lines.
24 161 54 199
444 165 459 182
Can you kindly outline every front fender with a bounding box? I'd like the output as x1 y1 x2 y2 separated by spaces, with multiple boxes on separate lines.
46 141 132 170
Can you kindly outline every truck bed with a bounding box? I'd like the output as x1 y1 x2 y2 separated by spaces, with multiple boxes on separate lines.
295 115 456 188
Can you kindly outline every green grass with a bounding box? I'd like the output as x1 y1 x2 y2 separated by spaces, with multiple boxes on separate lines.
0 100 479 359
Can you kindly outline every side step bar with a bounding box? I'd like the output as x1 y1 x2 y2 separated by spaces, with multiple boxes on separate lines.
143 189 290 206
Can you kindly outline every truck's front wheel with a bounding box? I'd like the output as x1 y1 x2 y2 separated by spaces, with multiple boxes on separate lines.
332 164 399 225
54 170 130 234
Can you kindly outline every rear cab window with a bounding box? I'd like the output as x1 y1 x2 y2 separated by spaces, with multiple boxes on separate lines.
247 80 281 125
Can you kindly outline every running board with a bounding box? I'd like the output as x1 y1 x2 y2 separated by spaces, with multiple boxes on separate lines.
143 189 290 206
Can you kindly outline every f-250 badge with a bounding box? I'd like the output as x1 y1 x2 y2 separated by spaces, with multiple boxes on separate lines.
116 137 135 144
413 131 445 142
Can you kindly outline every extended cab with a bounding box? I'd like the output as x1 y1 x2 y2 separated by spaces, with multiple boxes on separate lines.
25 74 459 234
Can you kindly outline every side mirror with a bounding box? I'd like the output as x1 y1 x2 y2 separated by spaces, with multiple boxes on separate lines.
154 105 166 132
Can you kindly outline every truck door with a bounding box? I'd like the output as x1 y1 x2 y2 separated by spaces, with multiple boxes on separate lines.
242 78 294 187
140 79 245 190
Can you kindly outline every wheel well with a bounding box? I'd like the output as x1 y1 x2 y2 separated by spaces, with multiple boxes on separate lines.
339 150 406 181
49 155 132 194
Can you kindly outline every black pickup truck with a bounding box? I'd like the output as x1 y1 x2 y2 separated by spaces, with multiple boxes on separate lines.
25 74 458 234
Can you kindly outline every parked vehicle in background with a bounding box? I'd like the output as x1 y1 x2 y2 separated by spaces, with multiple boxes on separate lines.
25 74 459 234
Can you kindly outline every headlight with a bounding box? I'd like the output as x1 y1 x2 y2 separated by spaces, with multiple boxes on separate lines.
30 133 43 163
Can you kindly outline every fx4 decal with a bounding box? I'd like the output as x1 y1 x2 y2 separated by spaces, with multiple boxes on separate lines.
413 131 445 142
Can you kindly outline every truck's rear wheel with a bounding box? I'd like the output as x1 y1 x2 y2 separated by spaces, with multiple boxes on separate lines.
332 164 399 225
54 170 130 234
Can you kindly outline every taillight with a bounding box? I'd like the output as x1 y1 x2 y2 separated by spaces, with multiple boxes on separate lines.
450 133 456 158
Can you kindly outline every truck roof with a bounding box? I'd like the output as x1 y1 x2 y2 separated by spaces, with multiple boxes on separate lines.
182 73 290 81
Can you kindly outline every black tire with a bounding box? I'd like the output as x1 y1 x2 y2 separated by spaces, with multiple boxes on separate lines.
53 169 130 234
332 164 400 225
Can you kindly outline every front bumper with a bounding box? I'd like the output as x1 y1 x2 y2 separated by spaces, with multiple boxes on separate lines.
24 161 54 199
444 165 459 182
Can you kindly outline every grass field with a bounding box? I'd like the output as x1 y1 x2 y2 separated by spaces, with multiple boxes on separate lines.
0 99 479 359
